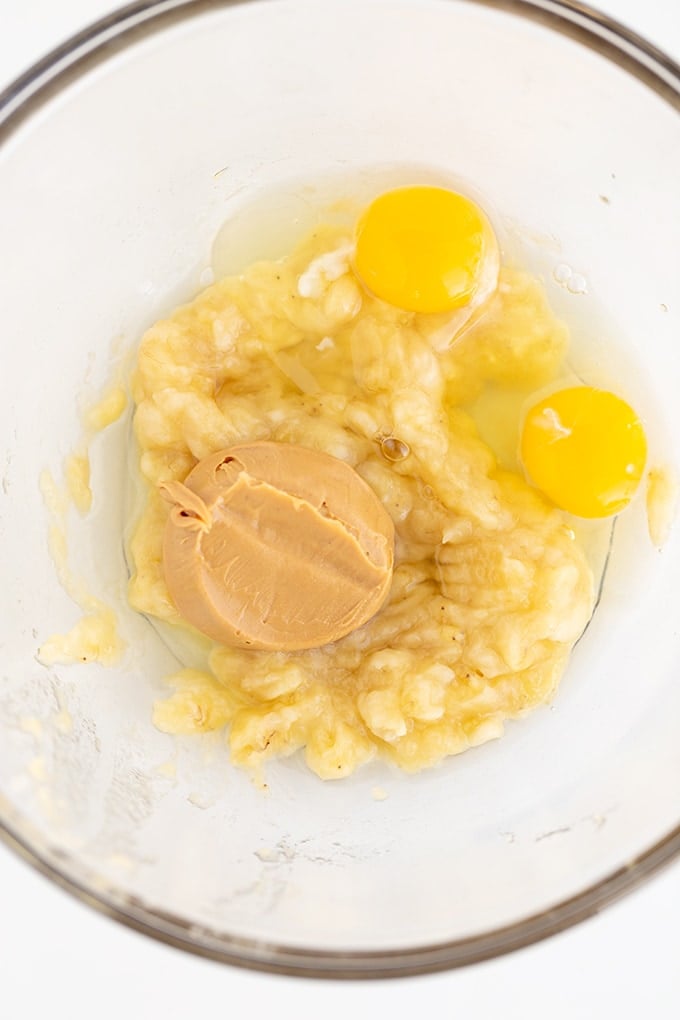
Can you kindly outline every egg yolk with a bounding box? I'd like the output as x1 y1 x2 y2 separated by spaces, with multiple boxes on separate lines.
520 386 647 519
354 186 493 314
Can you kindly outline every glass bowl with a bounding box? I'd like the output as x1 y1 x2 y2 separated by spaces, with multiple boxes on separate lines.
1 0 679 978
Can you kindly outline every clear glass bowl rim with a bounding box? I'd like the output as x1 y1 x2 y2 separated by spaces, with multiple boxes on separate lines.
1 0 679 980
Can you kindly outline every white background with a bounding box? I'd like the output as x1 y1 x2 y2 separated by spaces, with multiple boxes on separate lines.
2 1 679 1016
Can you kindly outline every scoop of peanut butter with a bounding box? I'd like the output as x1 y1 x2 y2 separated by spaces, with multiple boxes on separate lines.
159 441 394 651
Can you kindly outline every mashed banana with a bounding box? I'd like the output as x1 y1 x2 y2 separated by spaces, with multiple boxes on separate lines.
129 223 594 779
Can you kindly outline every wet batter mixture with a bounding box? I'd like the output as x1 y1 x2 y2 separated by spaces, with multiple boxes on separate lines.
128 188 601 779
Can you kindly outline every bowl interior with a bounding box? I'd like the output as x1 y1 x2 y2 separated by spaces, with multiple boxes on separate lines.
0 0 679 974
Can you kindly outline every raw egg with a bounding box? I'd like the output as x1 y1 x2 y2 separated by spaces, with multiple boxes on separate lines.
353 185 498 314
520 386 647 518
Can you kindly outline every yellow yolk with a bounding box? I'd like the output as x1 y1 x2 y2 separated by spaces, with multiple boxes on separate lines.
520 386 647 519
354 186 495 314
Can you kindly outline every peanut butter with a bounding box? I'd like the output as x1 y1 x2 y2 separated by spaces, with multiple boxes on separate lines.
159 441 395 650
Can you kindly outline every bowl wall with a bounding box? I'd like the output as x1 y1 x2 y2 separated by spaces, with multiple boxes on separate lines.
1 0 679 975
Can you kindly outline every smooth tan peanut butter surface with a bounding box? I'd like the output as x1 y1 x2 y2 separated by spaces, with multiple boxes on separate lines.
160 442 394 650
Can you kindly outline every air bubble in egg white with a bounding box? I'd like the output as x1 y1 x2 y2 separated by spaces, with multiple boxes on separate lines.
567 274 588 295
553 263 587 295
